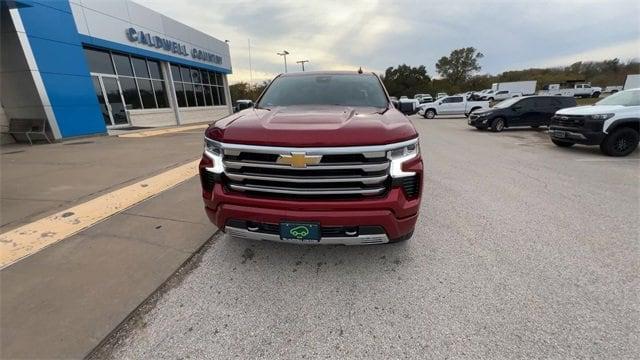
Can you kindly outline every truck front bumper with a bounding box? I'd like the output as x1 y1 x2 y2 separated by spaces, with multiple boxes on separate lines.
548 127 605 145
203 184 420 244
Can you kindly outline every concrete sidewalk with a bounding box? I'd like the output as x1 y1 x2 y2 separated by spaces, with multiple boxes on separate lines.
1 130 203 231
0 131 217 358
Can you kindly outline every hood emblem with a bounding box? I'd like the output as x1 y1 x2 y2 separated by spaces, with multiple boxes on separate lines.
277 152 322 168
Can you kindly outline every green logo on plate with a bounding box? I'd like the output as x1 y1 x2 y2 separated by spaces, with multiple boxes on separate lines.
289 226 309 238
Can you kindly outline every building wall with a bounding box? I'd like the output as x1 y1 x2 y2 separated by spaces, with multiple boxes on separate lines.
70 0 231 73
1 1 49 144
14 0 107 139
2 0 231 141
177 107 231 125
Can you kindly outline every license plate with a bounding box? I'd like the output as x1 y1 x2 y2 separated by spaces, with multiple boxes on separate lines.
551 130 566 138
280 222 320 242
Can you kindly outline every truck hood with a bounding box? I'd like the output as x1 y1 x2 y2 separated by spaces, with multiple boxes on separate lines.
205 105 417 147
556 105 624 115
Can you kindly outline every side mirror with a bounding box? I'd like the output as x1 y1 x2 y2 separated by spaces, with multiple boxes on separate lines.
438 102 442 105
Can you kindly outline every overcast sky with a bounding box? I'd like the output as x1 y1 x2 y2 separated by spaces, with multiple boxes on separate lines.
136 0 640 84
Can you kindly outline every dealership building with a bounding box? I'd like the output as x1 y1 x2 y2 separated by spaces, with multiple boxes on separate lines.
0 0 232 143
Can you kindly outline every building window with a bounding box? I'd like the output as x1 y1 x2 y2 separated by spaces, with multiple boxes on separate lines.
84 48 115 74
83 47 169 110
171 63 226 107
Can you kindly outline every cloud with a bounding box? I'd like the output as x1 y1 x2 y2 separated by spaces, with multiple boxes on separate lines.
134 0 640 83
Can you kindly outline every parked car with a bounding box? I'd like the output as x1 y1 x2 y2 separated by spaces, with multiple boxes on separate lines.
483 90 522 101
538 83 602 98
200 71 423 244
624 74 640 90
436 92 448 99
468 96 577 132
418 95 490 118
548 88 639 156
418 95 434 103
604 85 623 94
234 99 254 112
399 97 420 114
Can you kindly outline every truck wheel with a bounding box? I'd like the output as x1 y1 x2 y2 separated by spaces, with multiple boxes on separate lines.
551 139 575 147
591 92 601 98
424 109 436 119
600 127 639 156
491 118 505 132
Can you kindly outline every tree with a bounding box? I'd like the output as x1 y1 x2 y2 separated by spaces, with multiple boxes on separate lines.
435 47 484 85
381 64 431 97
229 80 271 103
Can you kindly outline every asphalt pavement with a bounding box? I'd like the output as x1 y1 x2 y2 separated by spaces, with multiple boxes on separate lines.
91 117 639 359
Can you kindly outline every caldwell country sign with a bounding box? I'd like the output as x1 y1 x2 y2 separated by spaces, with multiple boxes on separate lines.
125 27 223 65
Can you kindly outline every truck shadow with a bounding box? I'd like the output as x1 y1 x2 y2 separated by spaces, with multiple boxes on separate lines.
215 232 416 276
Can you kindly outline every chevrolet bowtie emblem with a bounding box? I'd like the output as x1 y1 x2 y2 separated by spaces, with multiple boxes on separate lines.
277 152 322 168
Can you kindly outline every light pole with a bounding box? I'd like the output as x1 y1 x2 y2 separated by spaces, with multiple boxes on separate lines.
277 50 290 73
296 60 309 71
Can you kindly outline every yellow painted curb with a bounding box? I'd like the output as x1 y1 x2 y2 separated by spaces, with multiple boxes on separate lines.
0 159 200 269
118 124 208 138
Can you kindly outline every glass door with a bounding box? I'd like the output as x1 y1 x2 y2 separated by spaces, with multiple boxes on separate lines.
91 75 111 126
91 74 129 127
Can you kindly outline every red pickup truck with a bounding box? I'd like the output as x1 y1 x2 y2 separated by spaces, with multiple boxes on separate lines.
199 71 423 244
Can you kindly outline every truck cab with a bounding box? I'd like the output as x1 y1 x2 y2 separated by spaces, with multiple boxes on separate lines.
418 95 490 118
549 88 639 156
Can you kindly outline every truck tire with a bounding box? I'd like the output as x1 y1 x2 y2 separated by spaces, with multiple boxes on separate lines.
424 109 436 119
490 117 505 132
600 127 639 156
591 92 601 98
551 139 575 147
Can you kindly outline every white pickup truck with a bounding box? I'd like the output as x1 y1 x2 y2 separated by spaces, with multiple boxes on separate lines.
538 83 602 98
418 95 490 118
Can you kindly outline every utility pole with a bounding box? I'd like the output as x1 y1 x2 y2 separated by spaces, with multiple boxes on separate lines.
296 60 309 71
277 50 290 73
248 39 253 88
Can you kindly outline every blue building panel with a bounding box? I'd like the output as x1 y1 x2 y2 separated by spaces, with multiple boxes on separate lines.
51 105 109 138
17 0 107 138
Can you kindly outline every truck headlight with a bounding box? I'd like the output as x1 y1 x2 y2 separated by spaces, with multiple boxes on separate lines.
387 140 419 178
204 138 224 173
589 113 614 121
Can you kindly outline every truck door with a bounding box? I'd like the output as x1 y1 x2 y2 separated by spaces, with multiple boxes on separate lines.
441 96 463 114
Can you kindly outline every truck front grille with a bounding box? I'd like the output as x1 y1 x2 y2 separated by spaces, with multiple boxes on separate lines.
552 115 585 128
221 145 391 199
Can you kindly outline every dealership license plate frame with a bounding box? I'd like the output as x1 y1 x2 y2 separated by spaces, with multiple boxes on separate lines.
280 222 321 242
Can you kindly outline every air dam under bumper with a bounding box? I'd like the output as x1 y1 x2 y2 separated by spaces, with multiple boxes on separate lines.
203 184 419 244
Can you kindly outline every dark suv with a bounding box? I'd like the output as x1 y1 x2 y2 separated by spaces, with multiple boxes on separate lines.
468 96 577 132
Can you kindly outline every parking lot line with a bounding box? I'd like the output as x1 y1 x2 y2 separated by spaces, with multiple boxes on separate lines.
0 159 200 269
118 124 209 138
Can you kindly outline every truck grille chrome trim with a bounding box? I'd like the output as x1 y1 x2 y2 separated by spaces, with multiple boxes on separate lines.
206 139 417 199
223 160 390 172
229 184 386 195
226 173 389 184
225 226 389 245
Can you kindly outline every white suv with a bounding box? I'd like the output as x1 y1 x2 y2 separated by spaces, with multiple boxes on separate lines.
549 88 640 156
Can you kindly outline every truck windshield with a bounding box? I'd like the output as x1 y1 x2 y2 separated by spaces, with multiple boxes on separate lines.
258 74 388 108
596 89 640 106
